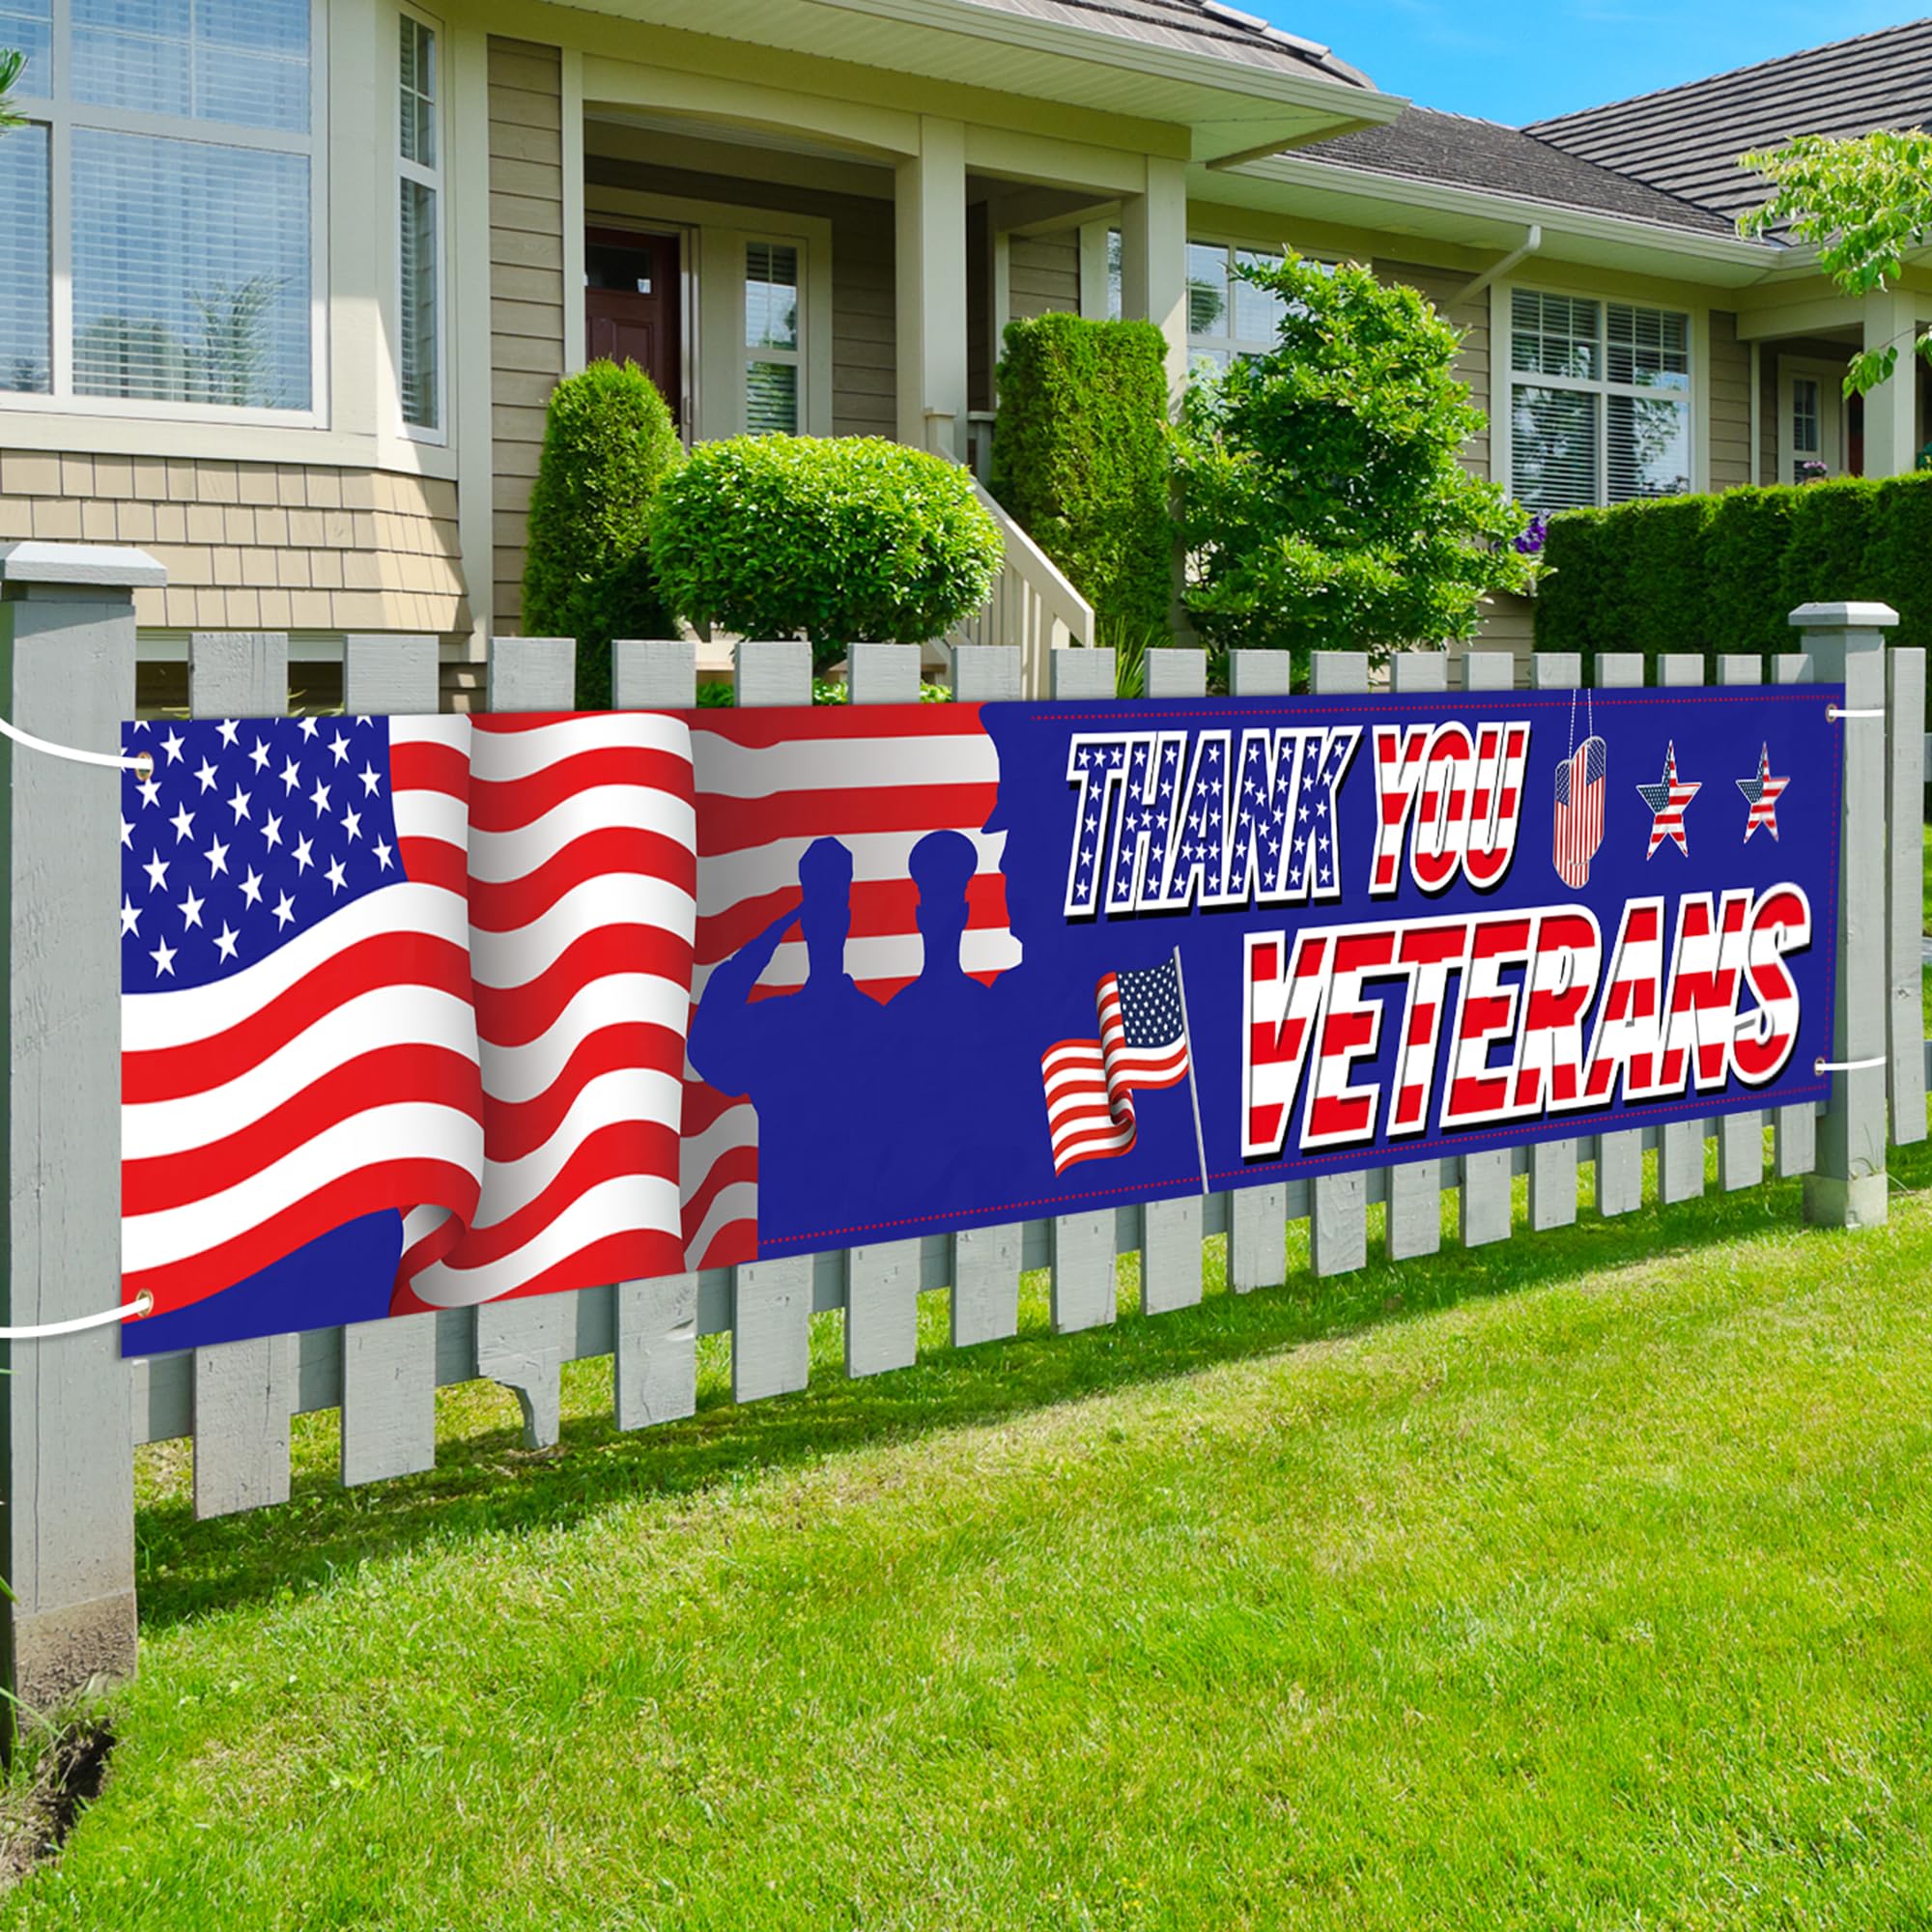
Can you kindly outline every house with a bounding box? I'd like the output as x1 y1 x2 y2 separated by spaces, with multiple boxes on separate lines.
0 0 1924 704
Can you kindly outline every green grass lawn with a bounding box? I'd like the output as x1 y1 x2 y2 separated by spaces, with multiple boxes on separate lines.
4 1143 1932 1929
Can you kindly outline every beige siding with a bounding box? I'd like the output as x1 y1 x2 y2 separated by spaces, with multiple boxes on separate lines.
489 37 565 636
1375 260 1492 477
0 452 465 635
1709 309 1751 491
1009 231 1080 321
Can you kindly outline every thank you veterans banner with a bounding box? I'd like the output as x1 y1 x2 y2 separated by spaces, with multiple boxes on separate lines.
119 685 1840 1353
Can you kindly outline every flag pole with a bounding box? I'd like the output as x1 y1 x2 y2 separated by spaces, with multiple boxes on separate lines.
1170 945 1209 1197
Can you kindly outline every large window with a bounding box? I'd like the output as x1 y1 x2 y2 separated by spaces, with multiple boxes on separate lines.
398 10 440 433
1099 232 1287 374
0 0 318 414
1509 290 1691 513
745 240 801 435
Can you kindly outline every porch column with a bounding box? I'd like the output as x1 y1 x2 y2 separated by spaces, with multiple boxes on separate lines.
1862 288 1923 477
1119 155 1188 409
895 116 968 461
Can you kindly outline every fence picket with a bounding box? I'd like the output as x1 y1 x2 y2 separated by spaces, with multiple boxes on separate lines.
1459 651 1517 1247
1308 651 1370 1276
186 631 298 1520
611 639 702 1429
1773 652 1818 1179
1716 654 1768 1192
337 636 442 1486
1593 652 1647 1215
1887 646 1927 1144
948 644 1026 1345
842 644 925 1376
1382 654 1450 1256
1525 653 1582 1230
1226 650 1292 1290
1138 648 1207 1315
1657 655 1710 1207
1048 647 1121 1328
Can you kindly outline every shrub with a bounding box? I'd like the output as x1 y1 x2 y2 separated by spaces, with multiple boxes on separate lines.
1172 252 1531 677
1705 487 1799 658
521 360 683 709
649 436 1002 672
990 314 1173 633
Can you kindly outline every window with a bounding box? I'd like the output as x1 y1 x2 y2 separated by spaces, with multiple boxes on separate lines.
1509 290 1690 513
1186 241 1285 375
1790 375 1822 481
0 0 318 414
745 241 800 435
398 10 440 433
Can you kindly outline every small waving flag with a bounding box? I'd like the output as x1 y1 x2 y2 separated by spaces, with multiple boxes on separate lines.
1041 955 1194 1175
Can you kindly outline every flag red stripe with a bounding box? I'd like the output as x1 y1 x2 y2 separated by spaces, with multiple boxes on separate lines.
696 784 1001 856
470 924 696 1047
484 1022 689 1164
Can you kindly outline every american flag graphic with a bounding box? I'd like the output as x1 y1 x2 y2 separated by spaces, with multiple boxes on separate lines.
121 712 697 1321
1551 733 1607 889
1734 743 1789 843
1041 956 1192 1175
1635 740 1701 859
680 704 1018 1270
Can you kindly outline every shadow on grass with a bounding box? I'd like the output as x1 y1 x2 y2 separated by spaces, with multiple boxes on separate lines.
133 1140 1932 1632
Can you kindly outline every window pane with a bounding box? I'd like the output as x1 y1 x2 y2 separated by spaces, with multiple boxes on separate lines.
1105 226 1122 323
746 360 797 436
74 0 309 132
1792 377 1821 454
1511 289 1601 381
399 14 435 167
1607 393 1690 501
72 128 311 408
0 123 49 392
400 178 437 429
745 242 798 352
1512 384 1598 512
1606 302 1689 391
0 0 52 97
1232 249 1284 347
1186 241 1227 337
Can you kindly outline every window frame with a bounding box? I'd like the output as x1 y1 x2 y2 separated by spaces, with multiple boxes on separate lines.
0 0 328 428
1182 233 1290 374
1499 280 1701 512
395 1 444 443
742 235 804 437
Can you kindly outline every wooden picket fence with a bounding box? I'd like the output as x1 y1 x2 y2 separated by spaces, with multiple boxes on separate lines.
0 548 1922 1724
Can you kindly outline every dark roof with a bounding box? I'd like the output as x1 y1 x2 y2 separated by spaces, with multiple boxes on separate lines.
1526 18 1932 223
1300 106 1739 235
958 0 1376 88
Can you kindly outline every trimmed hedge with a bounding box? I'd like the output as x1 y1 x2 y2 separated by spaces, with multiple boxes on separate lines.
521 359 683 710
989 313 1173 634
649 435 1002 671
1534 473 1932 685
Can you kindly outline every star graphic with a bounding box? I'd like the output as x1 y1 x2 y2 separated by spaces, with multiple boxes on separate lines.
1635 742 1700 859
1734 743 1789 843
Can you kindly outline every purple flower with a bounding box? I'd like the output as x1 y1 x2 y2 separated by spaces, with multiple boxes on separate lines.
1513 513 1548 556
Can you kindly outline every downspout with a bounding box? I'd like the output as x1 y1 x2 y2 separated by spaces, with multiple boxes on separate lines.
1453 222 1542 307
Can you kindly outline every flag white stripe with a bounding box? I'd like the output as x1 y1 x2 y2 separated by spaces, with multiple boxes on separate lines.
468 872 696 991
694 732 998 798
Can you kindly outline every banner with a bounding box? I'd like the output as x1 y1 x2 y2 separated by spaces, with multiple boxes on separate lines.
119 685 1840 1353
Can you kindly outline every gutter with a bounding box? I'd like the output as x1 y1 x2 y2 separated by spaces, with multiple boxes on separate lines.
1454 223 1540 304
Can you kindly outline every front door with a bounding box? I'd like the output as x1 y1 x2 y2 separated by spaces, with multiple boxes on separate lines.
585 227 684 430
1778 357 1846 484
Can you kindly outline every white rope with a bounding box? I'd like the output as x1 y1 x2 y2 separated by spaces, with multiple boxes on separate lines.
0 1292 153 1340
0 714 152 777
1814 1055 1889 1075
1825 705 1884 721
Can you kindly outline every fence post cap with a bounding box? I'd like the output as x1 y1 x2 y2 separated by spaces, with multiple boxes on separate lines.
1788 600 1901 630
0 540 167 591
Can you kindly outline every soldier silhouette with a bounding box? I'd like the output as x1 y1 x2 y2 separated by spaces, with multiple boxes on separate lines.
687 836 887 1243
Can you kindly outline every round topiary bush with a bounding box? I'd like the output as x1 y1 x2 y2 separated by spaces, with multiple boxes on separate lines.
648 435 1002 671
521 359 683 708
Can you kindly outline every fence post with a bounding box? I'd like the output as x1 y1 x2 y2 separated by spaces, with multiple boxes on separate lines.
0 541 158 1724
1792 601 1896 1229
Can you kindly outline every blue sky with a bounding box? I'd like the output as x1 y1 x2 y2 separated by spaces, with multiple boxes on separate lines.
1282 3 1923 124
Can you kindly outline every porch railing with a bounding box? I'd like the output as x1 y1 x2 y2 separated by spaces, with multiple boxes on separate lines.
948 480 1094 696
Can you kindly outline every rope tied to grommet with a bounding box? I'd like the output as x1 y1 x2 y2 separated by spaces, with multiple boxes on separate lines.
1825 704 1884 722
0 1292 153 1340
1815 1055 1889 1075
0 713 153 779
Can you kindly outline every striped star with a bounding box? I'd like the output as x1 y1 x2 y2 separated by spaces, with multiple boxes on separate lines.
1635 742 1700 859
1734 743 1789 843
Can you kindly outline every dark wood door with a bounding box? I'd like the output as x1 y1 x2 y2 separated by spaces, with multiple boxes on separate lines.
584 227 683 429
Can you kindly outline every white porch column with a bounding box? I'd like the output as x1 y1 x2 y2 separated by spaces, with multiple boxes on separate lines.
1119 155 1188 408
1862 288 1922 477
895 116 968 460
